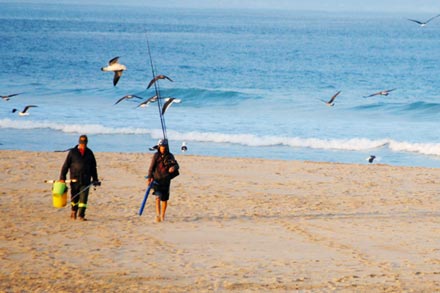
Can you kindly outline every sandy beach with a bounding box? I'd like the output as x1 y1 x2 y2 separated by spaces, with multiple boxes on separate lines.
0 150 439 292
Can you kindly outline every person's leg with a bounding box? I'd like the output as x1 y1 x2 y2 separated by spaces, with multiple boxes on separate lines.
160 201 167 221
78 187 90 220
70 183 80 219
160 182 171 221
155 196 161 222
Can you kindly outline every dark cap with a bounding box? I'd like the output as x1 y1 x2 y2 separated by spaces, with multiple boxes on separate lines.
79 135 88 145
158 139 168 146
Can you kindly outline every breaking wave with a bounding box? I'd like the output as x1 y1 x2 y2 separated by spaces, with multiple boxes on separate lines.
2 118 440 156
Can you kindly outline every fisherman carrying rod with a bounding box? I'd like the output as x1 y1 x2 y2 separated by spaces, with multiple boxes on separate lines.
59 135 100 221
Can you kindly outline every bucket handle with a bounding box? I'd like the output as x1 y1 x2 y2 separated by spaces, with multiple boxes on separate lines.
44 179 77 184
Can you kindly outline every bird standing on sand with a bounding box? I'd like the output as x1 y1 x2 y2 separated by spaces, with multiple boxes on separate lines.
12 105 38 116
407 14 440 27
101 56 126 86
114 94 143 105
162 97 181 115
2 93 22 101
147 74 173 89
367 155 376 163
320 91 341 107
136 95 158 108
181 142 187 152
364 88 396 98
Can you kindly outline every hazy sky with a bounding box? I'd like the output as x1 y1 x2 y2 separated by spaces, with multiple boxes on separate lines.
2 0 440 13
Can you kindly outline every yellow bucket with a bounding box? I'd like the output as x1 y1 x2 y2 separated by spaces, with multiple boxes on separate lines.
52 182 67 208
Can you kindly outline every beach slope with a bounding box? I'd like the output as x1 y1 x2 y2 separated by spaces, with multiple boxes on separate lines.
0 150 439 291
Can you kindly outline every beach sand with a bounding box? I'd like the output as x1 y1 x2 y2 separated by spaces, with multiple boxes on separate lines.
0 150 439 292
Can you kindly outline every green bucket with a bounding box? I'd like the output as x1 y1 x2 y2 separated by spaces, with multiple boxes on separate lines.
52 181 66 195
52 181 67 208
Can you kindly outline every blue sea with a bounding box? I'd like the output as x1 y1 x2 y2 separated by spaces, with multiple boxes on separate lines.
1 3 440 167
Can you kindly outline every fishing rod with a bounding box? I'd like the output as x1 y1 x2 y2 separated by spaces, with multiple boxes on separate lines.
146 34 167 140
69 181 101 202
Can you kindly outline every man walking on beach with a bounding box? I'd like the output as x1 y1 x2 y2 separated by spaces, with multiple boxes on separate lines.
60 135 99 221
147 139 179 222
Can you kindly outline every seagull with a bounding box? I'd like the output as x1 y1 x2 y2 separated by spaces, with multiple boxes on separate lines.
114 94 143 105
364 88 396 98
101 56 127 86
320 91 341 107
2 93 22 101
181 142 187 152
147 74 173 89
162 97 181 115
149 139 163 151
136 95 158 108
149 145 158 151
367 155 376 163
407 14 440 27
12 105 38 116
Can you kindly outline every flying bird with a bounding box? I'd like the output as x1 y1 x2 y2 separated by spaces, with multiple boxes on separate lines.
101 56 127 86
2 93 22 101
114 94 143 105
407 14 440 27
181 142 187 152
149 145 158 151
364 88 396 98
12 105 38 116
367 155 376 164
162 97 181 115
320 91 341 107
147 74 173 89
136 95 158 108
149 139 163 151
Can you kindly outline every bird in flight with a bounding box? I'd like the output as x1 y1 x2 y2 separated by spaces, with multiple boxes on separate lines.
162 97 181 115
114 94 143 105
364 88 396 98
320 91 341 107
101 56 127 86
147 74 173 89
407 14 440 27
12 105 38 116
136 95 158 108
1 93 22 101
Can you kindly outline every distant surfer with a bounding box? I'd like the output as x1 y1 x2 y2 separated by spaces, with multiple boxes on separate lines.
60 135 100 221
147 139 179 223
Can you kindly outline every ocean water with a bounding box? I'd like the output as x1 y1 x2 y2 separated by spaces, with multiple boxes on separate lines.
1 3 440 167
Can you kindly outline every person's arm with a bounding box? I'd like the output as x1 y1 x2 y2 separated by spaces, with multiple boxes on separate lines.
90 150 98 182
59 151 72 181
147 153 157 184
